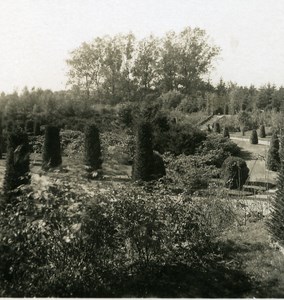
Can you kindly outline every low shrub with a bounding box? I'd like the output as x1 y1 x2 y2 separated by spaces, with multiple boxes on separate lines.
0 179 235 297
197 134 241 168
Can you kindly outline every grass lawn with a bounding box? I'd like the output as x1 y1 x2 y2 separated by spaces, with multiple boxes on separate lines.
219 220 284 298
231 138 277 183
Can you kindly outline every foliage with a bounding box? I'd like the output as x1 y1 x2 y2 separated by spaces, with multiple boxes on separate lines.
153 123 206 155
84 124 102 170
66 28 220 102
33 120 41 136
197 134 241 168
250 129 258 144
223 127 230 138
222 156 249 189
132 122 154 181
259 124 266 138
3 129 30 199
159 153 219 195
25 120 34 134
42 125 62 169
267 132 280 171
267 143 284 246
214 122 221 133
0 177 236 297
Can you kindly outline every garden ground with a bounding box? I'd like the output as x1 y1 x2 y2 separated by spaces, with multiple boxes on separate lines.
1 132 284 297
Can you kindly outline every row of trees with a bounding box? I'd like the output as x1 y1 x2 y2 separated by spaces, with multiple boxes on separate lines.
66 27 220 104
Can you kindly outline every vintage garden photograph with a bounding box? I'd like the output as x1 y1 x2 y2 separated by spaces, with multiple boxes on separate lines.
1 0 284 297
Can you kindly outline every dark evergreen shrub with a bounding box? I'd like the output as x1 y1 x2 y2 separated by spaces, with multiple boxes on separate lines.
259 124 266 138
214 122 221 133
25 120 34 134
152 151 166 179
42 125 62 169
3 129 30 198
132 122 154 181
267 132 280 171
222 156 249 189
267 140 284 245
84 124 102 170
250 129 258 144
33 120 41 136
6 120 14 132
223 127 230 138
224 104 229 115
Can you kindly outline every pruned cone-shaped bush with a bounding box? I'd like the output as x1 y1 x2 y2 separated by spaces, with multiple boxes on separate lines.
267 132 280 171
214 122 221 134
25 120 34 134
224 104 229 115
267 141 284 245
33 120 41 136
223 127 230 138
222 156 249 190
152 151 166 180
42 125 62 170
259 124 266 138
132 122 154 181
250 129 258 144
84 124 102 171
3 129 30 198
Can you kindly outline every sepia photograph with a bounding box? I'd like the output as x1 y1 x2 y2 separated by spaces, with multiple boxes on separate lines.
1 0 284 297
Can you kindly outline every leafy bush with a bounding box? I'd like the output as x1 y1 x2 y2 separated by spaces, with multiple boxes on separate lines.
84 124 102 171
197 134 241 168
267 132 280 171
0 179 235 297
160 153 219 195
3 129 30 199
222 156 249 189
250 129 258 144
153 123 206 155
42 125 62 169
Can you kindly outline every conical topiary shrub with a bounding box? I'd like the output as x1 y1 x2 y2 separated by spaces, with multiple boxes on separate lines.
223 127 230 138
42 125 62 170
214 122 221 134
267 132 280 171
84 124 102 171
224 104 229 115
222 156 249 190
33 120 41 136
3 129 30 198
267 136 284 245
250 129 258 144
132 122 154 181
259 124 266 138
25 120 34 134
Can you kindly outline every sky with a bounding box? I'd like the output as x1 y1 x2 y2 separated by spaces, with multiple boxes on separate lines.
0 0 284 93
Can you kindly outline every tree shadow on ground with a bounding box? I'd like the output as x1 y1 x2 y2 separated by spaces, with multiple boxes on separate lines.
239 149 254 160
118 262 254 298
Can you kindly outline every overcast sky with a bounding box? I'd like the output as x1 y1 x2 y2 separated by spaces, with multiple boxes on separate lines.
0 0 284 93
